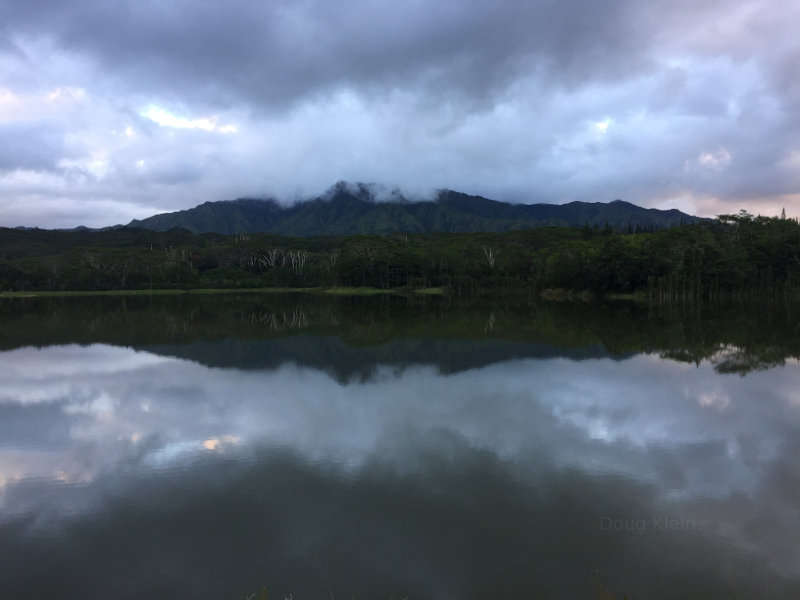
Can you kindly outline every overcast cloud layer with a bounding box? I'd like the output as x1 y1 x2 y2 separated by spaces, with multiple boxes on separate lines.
1 0 799 228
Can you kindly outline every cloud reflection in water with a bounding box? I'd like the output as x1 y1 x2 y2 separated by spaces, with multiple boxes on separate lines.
0 342 799 597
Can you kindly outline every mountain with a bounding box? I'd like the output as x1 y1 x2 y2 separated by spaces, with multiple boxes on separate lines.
128 181 704 236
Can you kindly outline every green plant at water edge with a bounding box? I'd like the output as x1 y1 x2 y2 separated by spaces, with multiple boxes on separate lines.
240 587 269 600
593 571 631 600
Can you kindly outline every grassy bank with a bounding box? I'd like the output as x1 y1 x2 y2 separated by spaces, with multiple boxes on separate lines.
0 286 447 299
0 287 314 298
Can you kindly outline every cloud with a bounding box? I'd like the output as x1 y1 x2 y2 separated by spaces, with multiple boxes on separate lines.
0 120 72 173
0 0 799 227
2 1 654 108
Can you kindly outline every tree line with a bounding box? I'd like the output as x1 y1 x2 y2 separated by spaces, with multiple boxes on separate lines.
1 211 799 300
3 291 799 375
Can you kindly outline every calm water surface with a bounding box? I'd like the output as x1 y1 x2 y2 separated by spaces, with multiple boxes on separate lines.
1 295 799 599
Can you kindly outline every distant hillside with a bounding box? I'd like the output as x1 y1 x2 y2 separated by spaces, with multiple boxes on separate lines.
128 181 704 235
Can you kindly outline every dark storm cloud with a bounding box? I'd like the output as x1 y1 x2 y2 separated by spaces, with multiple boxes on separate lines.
2 0 656 110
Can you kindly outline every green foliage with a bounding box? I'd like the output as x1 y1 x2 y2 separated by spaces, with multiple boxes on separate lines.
2 215 800 299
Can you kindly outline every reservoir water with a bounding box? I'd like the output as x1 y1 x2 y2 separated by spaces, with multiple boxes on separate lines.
1 294 799 599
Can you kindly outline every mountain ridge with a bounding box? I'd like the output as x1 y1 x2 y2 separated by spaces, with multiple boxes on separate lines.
128 181 705 236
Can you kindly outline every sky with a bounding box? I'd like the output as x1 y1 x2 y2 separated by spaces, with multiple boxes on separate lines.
1 0 799 228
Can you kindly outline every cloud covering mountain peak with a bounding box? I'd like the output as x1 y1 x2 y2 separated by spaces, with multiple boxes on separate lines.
1 0 798 228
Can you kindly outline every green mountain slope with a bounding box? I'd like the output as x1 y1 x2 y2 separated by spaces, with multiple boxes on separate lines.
128 181 704 235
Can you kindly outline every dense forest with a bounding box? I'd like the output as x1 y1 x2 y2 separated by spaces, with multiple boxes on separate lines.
1 210 799 300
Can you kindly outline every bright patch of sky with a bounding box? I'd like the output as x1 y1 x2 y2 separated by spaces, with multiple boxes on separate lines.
142 105 237 133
